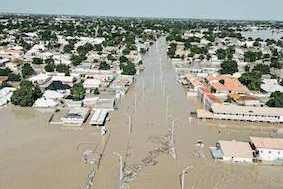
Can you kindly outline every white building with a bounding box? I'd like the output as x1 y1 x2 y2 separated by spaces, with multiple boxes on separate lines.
34 98 58 108
250 137 283 162
83 78 101 89
260 79 283 93
218 140 254 163
90 109 108 126
29 73 51 85
199 104 283 123
0 87 16 106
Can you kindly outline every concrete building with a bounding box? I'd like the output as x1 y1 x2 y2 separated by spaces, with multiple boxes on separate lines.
217 140 254 163
250 137 283 162
61 108 90 126
197 104 283 123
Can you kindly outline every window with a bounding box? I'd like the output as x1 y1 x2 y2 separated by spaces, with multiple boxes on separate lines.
268 151 271 154
278 151 281 155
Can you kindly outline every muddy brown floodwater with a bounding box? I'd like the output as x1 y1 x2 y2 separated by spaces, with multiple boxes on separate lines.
1 37 283 189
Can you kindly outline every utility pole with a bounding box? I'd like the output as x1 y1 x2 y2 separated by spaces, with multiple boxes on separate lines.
124 113 132 134
113 152 123 189
181 166 193 189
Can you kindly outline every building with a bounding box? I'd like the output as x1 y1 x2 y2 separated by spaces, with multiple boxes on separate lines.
0 87 16 106
83 78 101 90
215 140 254 163
34 98 58 108
250 137 283 162
260 79 283 94
228 94 262 106
61 108 90 126
197 104 283 123
90 109 108 126
46 81 71 93
207 74 249 94
29 73 51 85
197 86 222 109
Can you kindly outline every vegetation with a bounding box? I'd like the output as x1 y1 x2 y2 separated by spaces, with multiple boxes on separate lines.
11 80 42 107
71 83 85 101
220 60 238 74
8 73 21 82
120 62 136 75
56 64 70 75
32 57 44 64
21 63 35 78
44 63 55 72
239 71 262 91
99 61 110 70
266 91 283 107
252 64 270 74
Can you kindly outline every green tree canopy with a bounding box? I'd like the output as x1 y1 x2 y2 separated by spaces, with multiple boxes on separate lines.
21 63 35 78
220 60 238 74
266 91 283 107
11 80 42 107
71 83 85 101
120 62 136 75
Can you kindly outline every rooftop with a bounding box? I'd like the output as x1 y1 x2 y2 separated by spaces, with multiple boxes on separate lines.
250 137 283 150
219 140 253 159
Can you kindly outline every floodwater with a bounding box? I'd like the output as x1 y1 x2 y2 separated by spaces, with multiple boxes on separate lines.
1 37 283 189
241 29 283 40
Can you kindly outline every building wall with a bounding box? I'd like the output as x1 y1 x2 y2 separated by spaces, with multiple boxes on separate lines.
213 113 282 123
223 156 253 163
257 148 283 161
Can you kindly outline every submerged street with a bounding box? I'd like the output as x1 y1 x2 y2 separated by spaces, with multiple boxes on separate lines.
93 37 283 189
1 37 283 189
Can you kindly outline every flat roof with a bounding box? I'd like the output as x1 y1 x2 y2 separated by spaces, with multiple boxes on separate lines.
219 140 253 159
212 104 283 117
250 137 283 150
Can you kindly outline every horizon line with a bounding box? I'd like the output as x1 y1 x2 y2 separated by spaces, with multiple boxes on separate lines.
0 12 283 23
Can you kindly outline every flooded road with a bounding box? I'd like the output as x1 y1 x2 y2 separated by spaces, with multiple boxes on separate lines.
1 37 283 189
93 37 283 189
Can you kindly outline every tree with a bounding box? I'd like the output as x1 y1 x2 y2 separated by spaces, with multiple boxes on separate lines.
95 44 103 52
45 63 55 72
45 57 55 65
0 81 11 89
99 61 110 70
32 57 44 64
122 48 131 55
8 73 21 82
210 87 216 93
239 72 262 91
252 64 270 74
220 60 238 74
71 83 85 101
119 56 128 63
120 62 136 75
93 88 100 95
63 44 74 53
219 79 225 85
0 67 12 76
21 63 35 78
270 57 283 69
266 91 283 107
56 64 69 75
216 49 227 60
11 80 42 107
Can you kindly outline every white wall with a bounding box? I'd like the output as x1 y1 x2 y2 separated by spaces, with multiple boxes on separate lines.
223 156 253 163
258 148 283 161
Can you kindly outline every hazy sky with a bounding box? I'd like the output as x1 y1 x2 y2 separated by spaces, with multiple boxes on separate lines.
1 0 283 21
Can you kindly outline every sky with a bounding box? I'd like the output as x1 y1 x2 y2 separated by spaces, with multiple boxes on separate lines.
0 0 283 21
